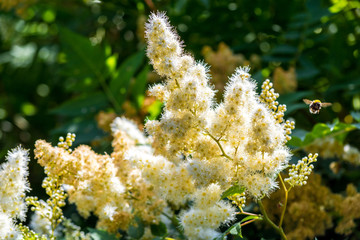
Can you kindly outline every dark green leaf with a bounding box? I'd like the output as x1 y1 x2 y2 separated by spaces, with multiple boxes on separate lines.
285 103 306 115
60 27 107 81
229 223 242 237
128 216 145 239
87 228 117 240
150 222 167 237
221 184 245 199
109 49 145 106
50 92 108 116
278 91 313 105
132 65 150 108
50 117 106 144
270 45 297 55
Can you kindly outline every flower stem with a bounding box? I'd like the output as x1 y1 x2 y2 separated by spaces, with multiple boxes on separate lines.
278 173 288 228
257 200 288 240
236 211 258 216
206 130 233 160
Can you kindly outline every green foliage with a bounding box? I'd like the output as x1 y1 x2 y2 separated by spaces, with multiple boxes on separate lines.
87 228 117 240
150 222 167 237
128 216 145 239
289 121 359 147
221 184 245 200
1 0 360 239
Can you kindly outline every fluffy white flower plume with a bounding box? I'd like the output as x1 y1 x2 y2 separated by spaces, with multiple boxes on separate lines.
111 117 149 145
140 12 294 238
0 146 31 239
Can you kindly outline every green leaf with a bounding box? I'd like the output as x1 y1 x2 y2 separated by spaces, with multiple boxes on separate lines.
109 49 145 106
215 215 261 239
221 184 245 200
285 103 306 115
128 216 145 239
240 215 261 224
278 91 312 105
292 121 357 147
50 117 106 144
150 222 167 237
287 135 302 147
297 57 320 80
229 223 242 237
270 44 297 55
59 27 107 82
50 92 108 116
311 123 331 138
132 65 150 108
87 228 117 240
220 222 242 239
147 100 163 120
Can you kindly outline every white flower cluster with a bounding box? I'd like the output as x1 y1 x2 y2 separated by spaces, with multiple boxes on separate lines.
0 146 30 239
111 117 149 145
123 12 295 239
285 153 318 186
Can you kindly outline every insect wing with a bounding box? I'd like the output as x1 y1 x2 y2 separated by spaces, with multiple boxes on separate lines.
321 102 332 108
303 99 312 105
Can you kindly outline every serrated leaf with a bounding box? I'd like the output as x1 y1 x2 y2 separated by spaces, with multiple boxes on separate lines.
87 228 117 240
221 184 245 199
150 222 167 237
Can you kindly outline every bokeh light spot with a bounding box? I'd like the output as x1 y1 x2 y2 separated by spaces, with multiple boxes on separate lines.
37 84 50 97
21 103 37 116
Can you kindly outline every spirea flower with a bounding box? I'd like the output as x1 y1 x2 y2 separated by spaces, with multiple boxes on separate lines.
35 120 164 233
0 146 30 220
0 146 30 239
145 12 293 199
142 12 296 238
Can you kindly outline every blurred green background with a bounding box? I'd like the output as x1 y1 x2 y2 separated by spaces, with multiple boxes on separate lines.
1 0 360 239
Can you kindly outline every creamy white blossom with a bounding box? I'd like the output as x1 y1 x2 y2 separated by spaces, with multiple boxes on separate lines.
0 146 31 239
127 12 297 238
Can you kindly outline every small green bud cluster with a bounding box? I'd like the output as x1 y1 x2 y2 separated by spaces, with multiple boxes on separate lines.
228 192 246 209
18 224 47 240
26 175 67 237
285 153 318 186
284 120 295 142
260 79 295 142
260 79 279 113
57 133 76 152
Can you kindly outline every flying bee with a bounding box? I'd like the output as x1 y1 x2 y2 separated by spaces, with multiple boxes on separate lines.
303 99 332 114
